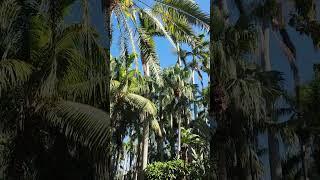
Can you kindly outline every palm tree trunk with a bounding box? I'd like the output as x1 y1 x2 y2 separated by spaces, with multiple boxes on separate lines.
177 43 182 66
192 70 198 120
140 115 149 179
177 114 182 159
297 98 308 180
261 22 283 180
159 98 164 161
268 131 282 180
299 135 308 180
140 53 150 179
176 44 182 159
135 138 142 180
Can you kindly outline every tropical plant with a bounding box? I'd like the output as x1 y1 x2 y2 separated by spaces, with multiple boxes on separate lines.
0 0 114 178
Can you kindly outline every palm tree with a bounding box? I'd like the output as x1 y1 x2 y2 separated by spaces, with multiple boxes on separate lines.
256 2 284 179
209 2 290 180
110 52 162 178
0 0 116 178
232 1 301 179
0 0 211 179
102 2 208 177
0 0 33 178
280 64 320 179
103 0 209 70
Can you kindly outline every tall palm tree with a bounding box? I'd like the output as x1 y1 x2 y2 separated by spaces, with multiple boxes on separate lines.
102 2 208 176
233 1 300 179
103 0 209 70
257 2 283 179
209 2 289 180
0 0 116 178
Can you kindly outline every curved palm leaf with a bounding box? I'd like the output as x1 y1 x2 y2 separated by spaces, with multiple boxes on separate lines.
45 100 111 148
124 93 157 116
0 59 32 95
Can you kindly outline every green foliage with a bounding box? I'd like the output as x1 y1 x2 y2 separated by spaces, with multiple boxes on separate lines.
145 160 191 180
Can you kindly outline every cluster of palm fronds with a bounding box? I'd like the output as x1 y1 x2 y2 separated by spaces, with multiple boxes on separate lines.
1 0 320 179
0 0 209 179
208 1 320 180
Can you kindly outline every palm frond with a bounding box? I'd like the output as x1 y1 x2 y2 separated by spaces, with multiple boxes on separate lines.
151 118 162 137
139 9 177 49
45 100 111 148
138 28 162 84
0 59 32 95
154 0 209 30
125 93 157 116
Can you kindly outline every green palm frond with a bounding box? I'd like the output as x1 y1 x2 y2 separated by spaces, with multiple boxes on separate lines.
0 59 32 95
125 93 157 116
118 7 140 69
139 9 177 49
151 118 162 137
45 100 111 148
154 0 209 30
30 15 51 49
138 27 162 84
42 63 58 95
62 76 109 102
152 4 197 43
181 127 204 146
0 0 20 31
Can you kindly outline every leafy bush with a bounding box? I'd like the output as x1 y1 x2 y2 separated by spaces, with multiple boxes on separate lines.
145 160 192 180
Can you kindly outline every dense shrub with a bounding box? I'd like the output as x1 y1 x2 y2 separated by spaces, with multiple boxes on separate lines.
145 160 192 180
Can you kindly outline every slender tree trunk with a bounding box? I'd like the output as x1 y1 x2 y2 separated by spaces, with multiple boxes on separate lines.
299 135 308 180
177 114 182 159
297 98 308 180
192 70 198 120
139 115 149 180
176 47 183 159
139 51 150 179
177 43 182 66
141 114 149 171
268 131 282 180
159 99 164 161
135 138 142 180
261 22 283 180
291 29 307 180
